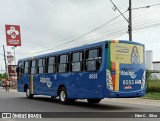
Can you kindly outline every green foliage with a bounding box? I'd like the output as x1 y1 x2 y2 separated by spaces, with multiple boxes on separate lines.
146 70 160 93
0 73 7 80
144 92 160 100
146 70 151 80
146 80 160 93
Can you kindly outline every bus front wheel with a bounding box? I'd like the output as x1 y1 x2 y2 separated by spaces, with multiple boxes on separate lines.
26 88 33 99
87 99 101 104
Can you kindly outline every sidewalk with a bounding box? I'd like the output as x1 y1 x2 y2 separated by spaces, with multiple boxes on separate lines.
103 97 160 106
0 87 17 92
9 88 17 92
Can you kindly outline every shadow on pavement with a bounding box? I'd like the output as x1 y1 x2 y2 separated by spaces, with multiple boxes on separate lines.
27 96 138 111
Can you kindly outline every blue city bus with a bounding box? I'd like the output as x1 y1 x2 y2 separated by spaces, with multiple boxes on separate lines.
17 40 146 104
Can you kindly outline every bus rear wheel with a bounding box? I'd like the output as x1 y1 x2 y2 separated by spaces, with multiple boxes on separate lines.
59 87 69 104
26 88 33 99
87 99 101 104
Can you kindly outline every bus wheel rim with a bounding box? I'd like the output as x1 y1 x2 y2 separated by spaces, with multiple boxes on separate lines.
60 91 65 102
27 89 29 97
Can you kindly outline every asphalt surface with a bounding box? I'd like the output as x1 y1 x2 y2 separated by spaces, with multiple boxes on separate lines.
0 87 160 121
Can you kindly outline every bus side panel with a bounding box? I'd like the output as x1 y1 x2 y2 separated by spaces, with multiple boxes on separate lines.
65 72 105 99
36 74 46 94
48 74 59 96
32 74 40 94
17 77 24 92
34 74 55 95
54 73 72 96
45 73 64 96
34 70 105 99
32 73 72 97
67 45 106 99
17 75 30 92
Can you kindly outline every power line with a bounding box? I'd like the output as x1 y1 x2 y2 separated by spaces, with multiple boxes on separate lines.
132 3 160 10
109 0 132 41
16 18 160 56
63 10 128 43
16 11 129 54
15 2 160 55
109 0 129 23
134 22 160 31
17 10 128 54
23 34 81 52
18 3 160 54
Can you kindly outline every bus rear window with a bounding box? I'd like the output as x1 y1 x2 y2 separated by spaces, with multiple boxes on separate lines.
110 43 144 64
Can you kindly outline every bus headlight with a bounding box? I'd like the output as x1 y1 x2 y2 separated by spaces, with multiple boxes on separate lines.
106 69 113 90
141 71 146 89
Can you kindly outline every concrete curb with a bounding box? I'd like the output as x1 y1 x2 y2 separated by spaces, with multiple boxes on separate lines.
102 98 160 106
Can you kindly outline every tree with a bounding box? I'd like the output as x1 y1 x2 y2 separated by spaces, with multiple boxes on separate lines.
0 73 7 80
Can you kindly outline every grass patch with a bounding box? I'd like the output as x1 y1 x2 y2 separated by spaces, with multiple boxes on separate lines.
146 80 160 92
144 92 160 100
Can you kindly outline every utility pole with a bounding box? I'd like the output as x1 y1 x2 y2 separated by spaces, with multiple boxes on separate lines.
110 0 132 41
129 0 132 41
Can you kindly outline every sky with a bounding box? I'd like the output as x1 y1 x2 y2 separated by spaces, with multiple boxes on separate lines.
0 0 160 72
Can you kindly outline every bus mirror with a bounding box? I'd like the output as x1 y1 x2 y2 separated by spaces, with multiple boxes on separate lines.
105 43 109 48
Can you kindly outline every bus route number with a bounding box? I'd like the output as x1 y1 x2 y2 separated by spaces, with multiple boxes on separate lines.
89 74 98 79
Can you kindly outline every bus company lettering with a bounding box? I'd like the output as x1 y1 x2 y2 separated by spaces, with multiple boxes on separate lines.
120 70 137 79
40 77 52 88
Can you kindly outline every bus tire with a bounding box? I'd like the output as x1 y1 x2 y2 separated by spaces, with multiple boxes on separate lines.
59 87 69 104
87 99 101 104
26 88 33 99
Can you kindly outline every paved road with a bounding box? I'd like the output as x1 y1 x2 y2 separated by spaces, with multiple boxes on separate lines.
0 87 159 121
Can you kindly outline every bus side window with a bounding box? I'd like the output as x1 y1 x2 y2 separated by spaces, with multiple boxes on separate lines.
71 51 84 72
31 60 37 74
58 54 69 73
85 48 102 71
24 61 30 74
47 56 56 73
38 58 46 74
